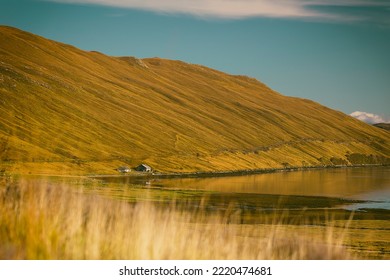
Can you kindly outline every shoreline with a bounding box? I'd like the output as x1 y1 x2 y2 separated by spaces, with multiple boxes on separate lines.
2 163 388 180
90 163 389 180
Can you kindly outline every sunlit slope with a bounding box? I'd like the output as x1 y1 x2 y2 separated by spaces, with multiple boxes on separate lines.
0 26 389 174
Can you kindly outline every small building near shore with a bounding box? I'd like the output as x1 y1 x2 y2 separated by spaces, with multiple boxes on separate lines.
135 163 152 172
117 166 131 173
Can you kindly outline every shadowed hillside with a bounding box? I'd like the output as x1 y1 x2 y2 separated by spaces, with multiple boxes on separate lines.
0 26 389 175
373 123 390 131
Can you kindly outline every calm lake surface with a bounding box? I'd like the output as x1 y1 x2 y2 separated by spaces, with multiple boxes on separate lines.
98 167 390 210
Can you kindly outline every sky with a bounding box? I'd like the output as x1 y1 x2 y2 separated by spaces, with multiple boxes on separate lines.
1 0 389 123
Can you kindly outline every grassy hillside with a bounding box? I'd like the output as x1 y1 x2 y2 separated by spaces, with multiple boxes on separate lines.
373 123 390 131
0 26 389 175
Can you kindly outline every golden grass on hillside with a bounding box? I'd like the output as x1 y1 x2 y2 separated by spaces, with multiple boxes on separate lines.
0 26 389 175
0 178 355 260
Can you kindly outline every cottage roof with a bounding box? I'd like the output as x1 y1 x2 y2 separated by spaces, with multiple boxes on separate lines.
135 163 152 171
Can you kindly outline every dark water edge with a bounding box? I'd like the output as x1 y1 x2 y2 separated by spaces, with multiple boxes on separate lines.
92 164 390 180
148 190 390 225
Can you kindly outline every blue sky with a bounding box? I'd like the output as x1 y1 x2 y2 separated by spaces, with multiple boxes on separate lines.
1 0 389 123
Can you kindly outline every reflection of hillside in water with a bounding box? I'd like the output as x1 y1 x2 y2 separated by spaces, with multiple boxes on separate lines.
146 167 390 200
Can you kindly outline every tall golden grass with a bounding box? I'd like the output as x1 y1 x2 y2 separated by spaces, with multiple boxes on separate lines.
0 178 354 259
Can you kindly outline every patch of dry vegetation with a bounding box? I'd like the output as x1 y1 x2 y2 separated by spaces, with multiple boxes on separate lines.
0 178 355 260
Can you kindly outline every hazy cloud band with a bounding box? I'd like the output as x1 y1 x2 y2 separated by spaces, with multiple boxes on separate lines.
44 0 390 20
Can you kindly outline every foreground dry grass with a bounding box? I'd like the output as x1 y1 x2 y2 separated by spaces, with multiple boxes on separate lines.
0 178 355 259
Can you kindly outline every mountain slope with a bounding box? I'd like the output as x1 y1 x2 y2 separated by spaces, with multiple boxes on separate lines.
373 123 390 131
0 26 389 175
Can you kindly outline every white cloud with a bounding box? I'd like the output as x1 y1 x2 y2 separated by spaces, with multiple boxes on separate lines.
44 0 390 23
350 111 389 124
41 0 343 19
